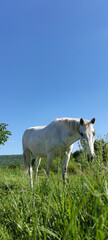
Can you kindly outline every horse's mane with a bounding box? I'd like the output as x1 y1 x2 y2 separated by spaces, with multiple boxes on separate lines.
55 118 80 129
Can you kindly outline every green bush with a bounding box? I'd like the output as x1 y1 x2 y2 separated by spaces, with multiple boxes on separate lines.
8 163 22 169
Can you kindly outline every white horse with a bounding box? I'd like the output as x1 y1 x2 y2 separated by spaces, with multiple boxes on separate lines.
22 117 95 188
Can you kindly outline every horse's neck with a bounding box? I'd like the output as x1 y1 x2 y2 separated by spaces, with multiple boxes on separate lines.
71 120 80 143
64 119 80 145
67 132 80 145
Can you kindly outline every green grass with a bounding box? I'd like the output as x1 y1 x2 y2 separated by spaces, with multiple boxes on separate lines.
0 138 108 239
0 157 108 240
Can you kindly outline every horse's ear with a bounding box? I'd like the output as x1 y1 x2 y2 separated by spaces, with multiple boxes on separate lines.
91 118 95 124
80 118 84 125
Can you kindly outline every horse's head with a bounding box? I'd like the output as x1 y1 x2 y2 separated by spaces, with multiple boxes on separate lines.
79 118 96 161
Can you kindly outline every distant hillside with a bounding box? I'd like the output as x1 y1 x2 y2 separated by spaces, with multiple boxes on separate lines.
0 155 23 167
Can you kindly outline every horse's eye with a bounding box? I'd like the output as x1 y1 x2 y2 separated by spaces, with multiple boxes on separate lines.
80 132 83 137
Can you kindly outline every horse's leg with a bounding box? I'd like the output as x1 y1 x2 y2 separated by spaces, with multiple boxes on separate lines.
29 164 33 189
34 157 41 181
46 152 54 176
62 147 73 182
25 150 33 188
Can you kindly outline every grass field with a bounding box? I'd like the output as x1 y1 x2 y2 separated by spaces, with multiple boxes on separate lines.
0 144 108 240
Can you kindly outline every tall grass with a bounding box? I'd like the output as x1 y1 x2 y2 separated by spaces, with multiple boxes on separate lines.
0 139 108 239
0 160 108 240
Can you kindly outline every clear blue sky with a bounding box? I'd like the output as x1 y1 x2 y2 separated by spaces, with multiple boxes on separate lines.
0 0 108 155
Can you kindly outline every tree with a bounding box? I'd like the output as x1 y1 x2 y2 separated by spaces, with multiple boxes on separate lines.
0 123 12 145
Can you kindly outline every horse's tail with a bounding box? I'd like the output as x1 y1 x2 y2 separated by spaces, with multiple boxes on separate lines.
23 152 28 169
22 132 28 170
